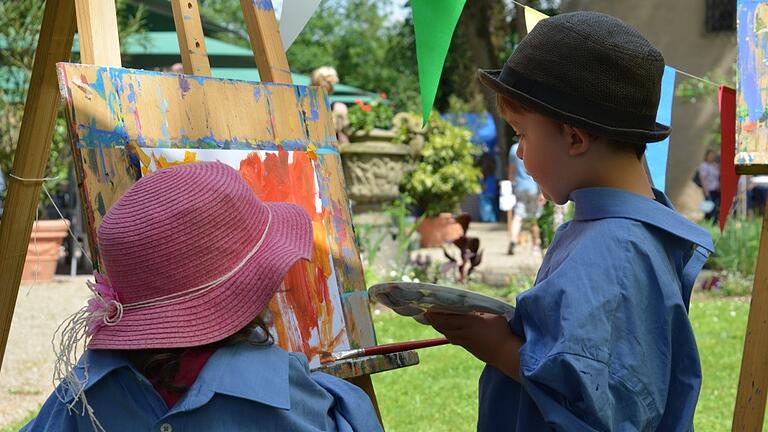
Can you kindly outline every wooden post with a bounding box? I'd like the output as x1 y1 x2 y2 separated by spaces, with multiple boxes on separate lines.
239 0 293 84
73 0 121 66
733 207 768 431
171 0 212 76
0 0 77 372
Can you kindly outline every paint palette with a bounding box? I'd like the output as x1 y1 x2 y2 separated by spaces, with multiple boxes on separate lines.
369 282 515 324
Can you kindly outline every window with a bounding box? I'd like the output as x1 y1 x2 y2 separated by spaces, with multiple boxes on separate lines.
706 0 736 32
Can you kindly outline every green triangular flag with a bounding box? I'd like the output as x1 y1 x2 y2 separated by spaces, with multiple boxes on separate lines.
412 0 467 126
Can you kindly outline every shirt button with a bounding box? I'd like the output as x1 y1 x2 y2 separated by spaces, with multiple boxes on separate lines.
159 423 173 432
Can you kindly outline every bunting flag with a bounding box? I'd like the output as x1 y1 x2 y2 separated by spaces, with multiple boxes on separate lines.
279 0 322 50
719 85 739 232
412 0 467 125
524 5 549 33
645 66 676 192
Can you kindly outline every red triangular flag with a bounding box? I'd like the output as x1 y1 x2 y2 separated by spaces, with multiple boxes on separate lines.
719 86 739 232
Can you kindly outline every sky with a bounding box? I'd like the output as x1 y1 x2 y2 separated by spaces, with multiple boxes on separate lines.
273 0 411 24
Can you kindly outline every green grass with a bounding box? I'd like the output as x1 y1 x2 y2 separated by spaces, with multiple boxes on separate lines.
1 409 37 432
372 297 760 432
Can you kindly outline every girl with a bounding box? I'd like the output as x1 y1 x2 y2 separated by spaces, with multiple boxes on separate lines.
23 162 382 431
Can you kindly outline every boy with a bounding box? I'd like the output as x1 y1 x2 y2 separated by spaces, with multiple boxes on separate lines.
427 12 714 431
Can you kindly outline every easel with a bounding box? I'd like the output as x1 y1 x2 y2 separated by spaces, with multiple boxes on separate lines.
733 165 768 431
0 0 417 424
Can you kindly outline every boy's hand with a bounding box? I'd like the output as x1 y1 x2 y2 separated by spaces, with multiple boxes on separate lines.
425 311 523 380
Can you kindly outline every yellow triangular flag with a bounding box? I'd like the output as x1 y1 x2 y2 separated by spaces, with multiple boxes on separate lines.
524 6 549 33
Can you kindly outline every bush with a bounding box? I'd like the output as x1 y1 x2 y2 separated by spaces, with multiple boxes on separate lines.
400 114 482 217
703 218 761 276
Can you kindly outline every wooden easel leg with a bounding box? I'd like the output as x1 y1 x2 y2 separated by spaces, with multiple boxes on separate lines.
0 0 76 372
347 374 384 426
733 209 768 431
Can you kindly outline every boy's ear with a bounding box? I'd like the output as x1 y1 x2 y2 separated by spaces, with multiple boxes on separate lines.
564 125 593 157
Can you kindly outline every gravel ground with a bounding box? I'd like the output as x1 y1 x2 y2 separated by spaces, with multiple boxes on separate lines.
0 276 91 428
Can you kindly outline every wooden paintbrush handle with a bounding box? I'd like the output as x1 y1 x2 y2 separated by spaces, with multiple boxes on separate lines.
363 338 450 356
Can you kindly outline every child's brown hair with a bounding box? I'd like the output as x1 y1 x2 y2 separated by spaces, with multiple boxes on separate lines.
496 95 647 160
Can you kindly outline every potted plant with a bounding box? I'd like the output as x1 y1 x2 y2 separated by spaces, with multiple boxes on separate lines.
340 98 417 224
400 114 482 247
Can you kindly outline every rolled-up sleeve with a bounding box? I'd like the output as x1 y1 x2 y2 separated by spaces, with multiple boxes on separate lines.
519 351 656 431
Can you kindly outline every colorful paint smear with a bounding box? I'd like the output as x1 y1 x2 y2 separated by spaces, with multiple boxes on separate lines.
138 148 350 366
56 64 377 369
737 0 768 166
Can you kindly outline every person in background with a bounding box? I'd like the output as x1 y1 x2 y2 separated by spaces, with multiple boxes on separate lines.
507 139 541 255
748 175 768 217
698 149 720 222
311 66 349 144
479 152 499 222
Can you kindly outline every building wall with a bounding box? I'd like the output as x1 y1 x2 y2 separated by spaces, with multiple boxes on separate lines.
560 0 736 209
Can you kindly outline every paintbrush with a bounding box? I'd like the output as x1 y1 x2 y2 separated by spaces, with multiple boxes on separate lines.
320 338 450 363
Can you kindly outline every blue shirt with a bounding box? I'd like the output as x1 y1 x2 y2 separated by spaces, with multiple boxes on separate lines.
23 343 383 432
509 143 537 193
478 188 713 432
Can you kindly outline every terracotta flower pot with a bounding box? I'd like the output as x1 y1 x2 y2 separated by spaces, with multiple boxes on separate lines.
21 219 70 282
417 213 463 248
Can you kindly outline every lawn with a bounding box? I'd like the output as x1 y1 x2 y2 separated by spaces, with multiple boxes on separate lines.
372 296 760 431
3 297 759 431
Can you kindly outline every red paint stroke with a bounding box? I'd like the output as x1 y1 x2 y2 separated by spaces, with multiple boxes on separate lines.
239 149 339 357
719 86 739 232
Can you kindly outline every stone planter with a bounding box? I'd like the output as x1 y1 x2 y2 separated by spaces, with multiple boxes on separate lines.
416 213 463 248
341 129 411 225
21 219 69 282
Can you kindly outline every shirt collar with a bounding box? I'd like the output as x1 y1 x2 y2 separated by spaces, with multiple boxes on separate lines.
570 187 714 253
183 343 290 411
66 343 291 411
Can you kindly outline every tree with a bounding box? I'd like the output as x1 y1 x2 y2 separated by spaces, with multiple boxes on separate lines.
0 0 147 192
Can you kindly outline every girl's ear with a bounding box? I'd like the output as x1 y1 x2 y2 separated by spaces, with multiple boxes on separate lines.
564 125 593 157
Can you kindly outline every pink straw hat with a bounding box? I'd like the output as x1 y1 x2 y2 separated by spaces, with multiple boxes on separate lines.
86 161 313 350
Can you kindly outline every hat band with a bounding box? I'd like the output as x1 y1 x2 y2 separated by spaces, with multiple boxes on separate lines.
498 67 658 131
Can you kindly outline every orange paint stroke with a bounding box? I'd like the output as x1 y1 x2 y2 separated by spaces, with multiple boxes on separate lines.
239 149 344 359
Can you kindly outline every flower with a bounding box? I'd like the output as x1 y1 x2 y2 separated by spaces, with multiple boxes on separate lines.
345 96 394 134
85 272 123 336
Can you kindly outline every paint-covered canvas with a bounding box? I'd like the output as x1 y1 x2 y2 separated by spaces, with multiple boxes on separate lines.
738 0 768 172
56 63 375 367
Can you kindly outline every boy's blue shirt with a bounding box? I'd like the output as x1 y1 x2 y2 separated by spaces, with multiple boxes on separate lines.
23 343 382 432
478 187 713 432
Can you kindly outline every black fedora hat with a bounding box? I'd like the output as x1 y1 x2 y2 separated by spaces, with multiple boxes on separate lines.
479 12 670 143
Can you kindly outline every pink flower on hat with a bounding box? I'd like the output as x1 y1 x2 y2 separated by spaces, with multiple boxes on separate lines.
85 272 122 336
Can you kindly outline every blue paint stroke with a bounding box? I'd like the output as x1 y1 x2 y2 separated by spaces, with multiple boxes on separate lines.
89 71 107 100
315 146 339 155
178 75 191 98
78 118 129 149
341 291 369 299
157 85 171 147
253 0 274 11
308 88 320 122
739 1 764 122
646 66 675 192
127 83 136 103
253 87 261 102
107 68 125 96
